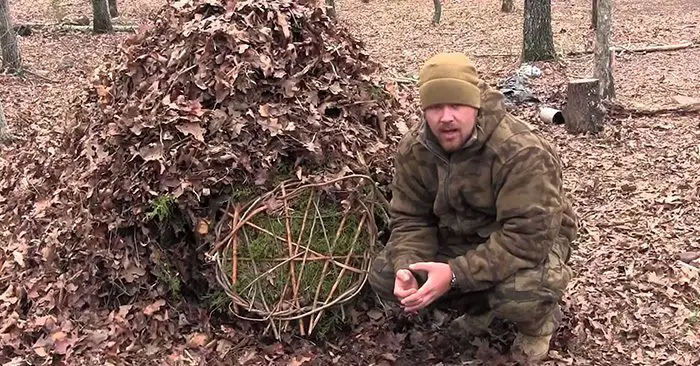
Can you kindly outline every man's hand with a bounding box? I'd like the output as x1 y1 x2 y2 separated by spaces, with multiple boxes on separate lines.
400 262 453 313
393 269 419 304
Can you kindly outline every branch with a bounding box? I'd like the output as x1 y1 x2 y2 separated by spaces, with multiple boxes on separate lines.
604 99 700 118
14 22 137 33
470 42 696 58
567 41 696 56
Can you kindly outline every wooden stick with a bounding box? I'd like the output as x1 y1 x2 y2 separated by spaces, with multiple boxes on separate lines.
310 213 367 333
231 205 240 285
281 183 299 306
292 191 315 336
611 41 695 53
241 222 357 269
471 41 696 58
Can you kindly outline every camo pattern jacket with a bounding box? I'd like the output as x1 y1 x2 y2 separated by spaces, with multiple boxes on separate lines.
386 81 578 291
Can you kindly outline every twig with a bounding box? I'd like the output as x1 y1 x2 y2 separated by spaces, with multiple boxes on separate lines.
604 99 700 117
291 192 315 336
20 68 59 83
471 41 697 58
309 213 366 333
16 22 137 33
678 261 699 272
611 41 695 54
231 205 240 285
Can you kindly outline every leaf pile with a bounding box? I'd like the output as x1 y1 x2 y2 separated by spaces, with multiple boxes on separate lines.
75 0 416 229
0 0 420 362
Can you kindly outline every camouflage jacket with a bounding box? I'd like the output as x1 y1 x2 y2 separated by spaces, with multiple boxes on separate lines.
386 82 578 291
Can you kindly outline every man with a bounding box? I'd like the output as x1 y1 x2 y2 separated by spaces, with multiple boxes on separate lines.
368 52 577 363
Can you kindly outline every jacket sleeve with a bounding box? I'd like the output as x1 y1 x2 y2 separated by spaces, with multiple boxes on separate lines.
447 146 564 291
385 143 439 274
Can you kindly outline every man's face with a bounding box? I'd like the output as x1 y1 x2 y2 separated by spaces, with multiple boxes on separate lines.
424 104 478 153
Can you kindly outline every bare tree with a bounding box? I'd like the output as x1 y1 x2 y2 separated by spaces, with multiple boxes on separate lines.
522 0 556 62
502 0 514 12
92 0 113 34
433 0 442 23
0 0 21 73
108 0 118 18
591 0 598 29
0 99 10 143
594 0 614 99
325 0 336 18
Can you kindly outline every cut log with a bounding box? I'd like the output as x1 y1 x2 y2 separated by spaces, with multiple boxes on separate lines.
564 78 603 134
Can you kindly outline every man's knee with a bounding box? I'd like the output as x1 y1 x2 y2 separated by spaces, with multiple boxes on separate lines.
367 249 397 302
488 249 572 335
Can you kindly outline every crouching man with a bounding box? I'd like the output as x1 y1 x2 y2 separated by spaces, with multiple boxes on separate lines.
368 53 578 363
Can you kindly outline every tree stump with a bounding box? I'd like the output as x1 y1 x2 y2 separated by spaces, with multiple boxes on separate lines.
564 79 603 134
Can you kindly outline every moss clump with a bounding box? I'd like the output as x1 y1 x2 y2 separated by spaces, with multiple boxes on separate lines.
146 195 176 222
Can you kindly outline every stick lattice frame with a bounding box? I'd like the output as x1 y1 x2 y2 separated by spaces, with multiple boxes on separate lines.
211 174 389 338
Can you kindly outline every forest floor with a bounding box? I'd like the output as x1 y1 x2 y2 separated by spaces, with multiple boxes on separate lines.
2 0 699 365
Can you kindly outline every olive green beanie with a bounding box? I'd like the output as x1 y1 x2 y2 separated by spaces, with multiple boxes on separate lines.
418 53 481 110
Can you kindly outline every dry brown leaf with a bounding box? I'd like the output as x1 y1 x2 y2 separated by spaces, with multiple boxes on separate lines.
143 299 166 316
186 332 209 348
197 219 209 235
138 143 164 162
288 355 312 366
175 123 206 142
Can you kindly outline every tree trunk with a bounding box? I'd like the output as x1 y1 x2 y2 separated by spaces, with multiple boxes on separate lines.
92 0 113 34
502 0 514 12
594 0 614 100
433 0 442 23
0 0 21 73
108 0 118 18
522 0 556 62
591 0 598 29
564 78 603 134
0 99 10 142
325 0 336 18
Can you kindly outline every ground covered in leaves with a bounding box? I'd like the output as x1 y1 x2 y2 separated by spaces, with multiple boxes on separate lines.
2 0 699 365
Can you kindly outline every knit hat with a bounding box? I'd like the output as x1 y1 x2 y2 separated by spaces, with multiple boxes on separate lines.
418 53 481 110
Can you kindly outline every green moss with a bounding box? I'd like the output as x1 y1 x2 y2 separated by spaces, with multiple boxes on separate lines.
204 290 233 314
146 195 176 222
226 191 373 334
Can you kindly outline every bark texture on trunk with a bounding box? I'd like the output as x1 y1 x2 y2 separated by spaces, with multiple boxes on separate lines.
0 99 9 142
594 0 615 100
108 0 118 18
522 0 556 62
591 0 598 29
92 0 113 34
325 0 336 18
433 0 442 24
565 78 603 134
502 0 514 12
0 0 21 72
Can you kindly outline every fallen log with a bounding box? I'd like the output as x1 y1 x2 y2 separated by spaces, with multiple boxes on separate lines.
14 22 136 33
